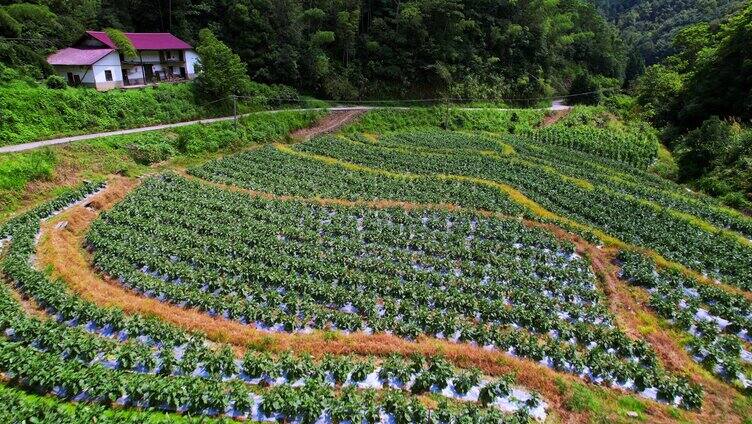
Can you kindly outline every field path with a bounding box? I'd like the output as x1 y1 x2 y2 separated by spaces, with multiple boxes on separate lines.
290 108 366 140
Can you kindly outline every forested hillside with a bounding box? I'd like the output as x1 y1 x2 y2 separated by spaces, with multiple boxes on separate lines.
0 0 627 100
635 3 752 209
592 0 744 64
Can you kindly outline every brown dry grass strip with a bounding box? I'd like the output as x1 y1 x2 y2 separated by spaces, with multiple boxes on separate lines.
4 282 48 321
540 109 572 128
290 109 365 141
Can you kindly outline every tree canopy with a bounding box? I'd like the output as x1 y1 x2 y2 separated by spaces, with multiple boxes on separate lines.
591 0 745 64
194 28 252 100
0 0 627 100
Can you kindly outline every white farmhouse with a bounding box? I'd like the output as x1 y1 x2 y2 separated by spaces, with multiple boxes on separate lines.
47 31 200 91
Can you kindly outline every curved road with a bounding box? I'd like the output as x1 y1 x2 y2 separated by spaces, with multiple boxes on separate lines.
0 102 568 154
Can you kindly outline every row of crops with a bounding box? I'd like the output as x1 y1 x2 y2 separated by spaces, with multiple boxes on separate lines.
263 134 752 291
518 126 658 169
84 174 703 409
0 182 549 423
619 252 752 388
499 135 752 238
188 144 528 217
343 107 660 168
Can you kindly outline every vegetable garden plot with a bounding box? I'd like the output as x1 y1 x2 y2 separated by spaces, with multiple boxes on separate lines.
372 130 504 151
294 134 752 291
619 252 752 388
519 126 658 169
502 136 752 238
85 174 703 408
0 180 549 423
189 145 528 217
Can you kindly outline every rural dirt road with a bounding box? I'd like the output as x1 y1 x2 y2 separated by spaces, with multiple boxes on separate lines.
0 102 569 154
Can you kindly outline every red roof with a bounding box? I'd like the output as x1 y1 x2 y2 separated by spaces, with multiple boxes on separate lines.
85 31 192 50
47 47 115 65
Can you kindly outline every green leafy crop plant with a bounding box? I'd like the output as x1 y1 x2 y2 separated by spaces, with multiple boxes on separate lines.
290 133 752 291
0 179 548 422
84 174 702 408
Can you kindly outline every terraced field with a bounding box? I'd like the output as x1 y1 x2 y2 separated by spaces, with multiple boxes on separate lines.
0 108 750 423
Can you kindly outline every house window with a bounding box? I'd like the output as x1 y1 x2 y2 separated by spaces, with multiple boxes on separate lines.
105 70 113 81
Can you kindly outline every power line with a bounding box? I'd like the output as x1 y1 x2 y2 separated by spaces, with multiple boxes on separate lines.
234 87 622 105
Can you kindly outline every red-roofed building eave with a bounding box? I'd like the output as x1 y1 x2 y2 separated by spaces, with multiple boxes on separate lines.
81 31 193 51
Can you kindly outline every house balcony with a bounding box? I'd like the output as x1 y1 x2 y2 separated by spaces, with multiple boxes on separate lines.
120 56 185 65
161 57 185 64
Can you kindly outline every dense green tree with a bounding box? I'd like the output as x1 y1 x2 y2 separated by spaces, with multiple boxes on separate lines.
194 27 252 100
592 0 744 64
0 8 20 37
680 5 752 125
634 64 683 128
0 0 629 100
634 3 752 207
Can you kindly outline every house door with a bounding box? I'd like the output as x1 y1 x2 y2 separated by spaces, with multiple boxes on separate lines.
179 67 186 79
143 65 154 82
66 72 74 86
122 69 130 86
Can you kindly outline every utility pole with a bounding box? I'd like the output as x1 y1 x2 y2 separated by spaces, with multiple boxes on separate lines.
232 95 238 131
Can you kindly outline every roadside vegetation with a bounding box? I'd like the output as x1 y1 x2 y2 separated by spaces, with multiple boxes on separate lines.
0 110 323 219
0 65 302 146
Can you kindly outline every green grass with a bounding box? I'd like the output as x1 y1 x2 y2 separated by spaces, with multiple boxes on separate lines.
650 144 679 180
0 382 232 423
345 107 546 134
0 109 323 220
565 381 603 413
0 149 55 190
616 396 647 420
0 81 305 146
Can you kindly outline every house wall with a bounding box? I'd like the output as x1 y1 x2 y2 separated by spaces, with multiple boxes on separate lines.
53 65 97 87
51 44 200 89
52 54 123 91
127 49 199 82
90 51 124 91
122 65 145 86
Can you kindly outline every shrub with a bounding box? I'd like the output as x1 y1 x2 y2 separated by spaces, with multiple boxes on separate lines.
126 142 176 165
45 75 66 89
676 117 735 180
194 28 251 100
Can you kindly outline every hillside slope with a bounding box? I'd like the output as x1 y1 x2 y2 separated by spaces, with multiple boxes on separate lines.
592 0 744 63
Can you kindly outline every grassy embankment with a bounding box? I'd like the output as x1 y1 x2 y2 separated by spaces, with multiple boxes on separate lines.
0 110 324 220
0 80 320 146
